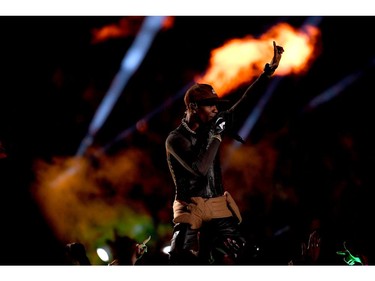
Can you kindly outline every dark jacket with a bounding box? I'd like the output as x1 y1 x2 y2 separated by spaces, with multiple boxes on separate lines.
166 121 224 202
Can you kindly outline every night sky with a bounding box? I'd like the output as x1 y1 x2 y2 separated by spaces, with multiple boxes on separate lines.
1 16 375 265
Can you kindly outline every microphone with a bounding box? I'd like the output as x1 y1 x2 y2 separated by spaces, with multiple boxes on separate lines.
228 131 245 144
215 111 245 144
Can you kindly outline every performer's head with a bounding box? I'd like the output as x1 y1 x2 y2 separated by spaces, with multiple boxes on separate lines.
184 83 227 124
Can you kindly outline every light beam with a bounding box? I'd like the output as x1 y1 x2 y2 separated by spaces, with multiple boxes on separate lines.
76 16 166 156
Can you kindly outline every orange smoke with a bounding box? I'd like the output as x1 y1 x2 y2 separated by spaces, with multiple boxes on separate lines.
31 148 171 264
197 22 321 97
91 16 174 44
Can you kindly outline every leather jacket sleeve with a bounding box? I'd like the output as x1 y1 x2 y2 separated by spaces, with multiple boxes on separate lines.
166 129 220 176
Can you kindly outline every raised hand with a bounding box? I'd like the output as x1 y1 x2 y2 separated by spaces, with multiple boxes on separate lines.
264 41 284 76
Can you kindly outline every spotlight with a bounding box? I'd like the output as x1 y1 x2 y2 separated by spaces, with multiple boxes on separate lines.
96 246 112 263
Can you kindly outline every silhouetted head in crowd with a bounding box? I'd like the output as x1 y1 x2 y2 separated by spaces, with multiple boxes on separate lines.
65 242 91 265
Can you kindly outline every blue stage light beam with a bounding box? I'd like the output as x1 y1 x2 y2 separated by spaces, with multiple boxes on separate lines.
302 58 375 112
233 77 282 149
76 16 166 156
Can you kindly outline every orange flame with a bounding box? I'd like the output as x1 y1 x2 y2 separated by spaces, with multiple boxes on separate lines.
91 16 143 44
197 22 321 97
91 16 174 44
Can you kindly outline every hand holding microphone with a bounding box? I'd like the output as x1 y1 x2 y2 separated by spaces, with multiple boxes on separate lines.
213 114 226 135
211 111 244 143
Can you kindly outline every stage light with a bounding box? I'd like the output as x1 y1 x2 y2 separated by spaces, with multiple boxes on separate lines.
97 246 112 263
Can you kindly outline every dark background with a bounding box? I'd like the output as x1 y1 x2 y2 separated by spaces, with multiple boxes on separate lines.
1 16 375 265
